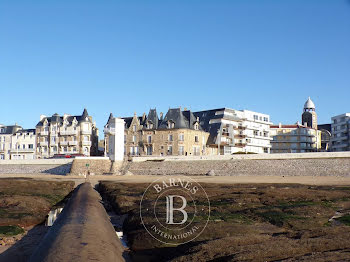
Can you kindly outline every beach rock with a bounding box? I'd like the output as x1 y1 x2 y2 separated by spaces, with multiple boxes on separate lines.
206 170 216 176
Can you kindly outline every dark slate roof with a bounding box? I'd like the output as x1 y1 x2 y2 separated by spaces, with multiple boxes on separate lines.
51 113 62 123
122 116 145 129
193 108 241 132
206 123 222 145
107 113 114 124
318 124 331 133
158 108 203 130
36 109 91 127
0 125 22 134
146 109 159 129
15 129 36 134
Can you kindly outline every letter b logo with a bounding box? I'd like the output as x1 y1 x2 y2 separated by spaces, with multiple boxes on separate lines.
166 195 188 225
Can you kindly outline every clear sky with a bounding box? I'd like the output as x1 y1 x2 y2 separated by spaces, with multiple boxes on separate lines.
0 0 349 135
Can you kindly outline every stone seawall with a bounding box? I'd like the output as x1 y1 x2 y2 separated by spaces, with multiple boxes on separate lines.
0 159 73 175
69 157 112 175
127 158 350 177
0 164 72 175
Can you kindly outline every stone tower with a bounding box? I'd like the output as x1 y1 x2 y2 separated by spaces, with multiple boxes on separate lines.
302 97 317 129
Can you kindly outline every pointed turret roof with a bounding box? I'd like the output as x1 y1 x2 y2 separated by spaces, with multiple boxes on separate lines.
304 97 315 109
82 108 89 119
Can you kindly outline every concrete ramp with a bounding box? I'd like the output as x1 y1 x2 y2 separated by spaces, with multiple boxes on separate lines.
29 183 125 262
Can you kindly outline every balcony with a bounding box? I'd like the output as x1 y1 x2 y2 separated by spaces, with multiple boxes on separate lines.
104 127 115 135
40 131 49 136
81 130 91 135
82 141 92 146
69 141 78 146
60 130 78 135
60 141 69 146
10 148 35 153
234 134 247 139
38 141 48 146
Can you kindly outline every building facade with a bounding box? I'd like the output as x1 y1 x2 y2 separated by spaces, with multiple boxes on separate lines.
35 109 99 158
270 123 321 153
104 108 210 158
0 125 36 160
104 116 125 161
318 124 332 152
330 113 350 151
10 129 36 160
0 124 22 160
270 97 321 153
193 108 272 154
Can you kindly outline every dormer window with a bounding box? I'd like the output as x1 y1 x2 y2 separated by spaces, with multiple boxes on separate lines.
167 121 175 129
147 122 153 129
194 123 199 130
133 125 137 132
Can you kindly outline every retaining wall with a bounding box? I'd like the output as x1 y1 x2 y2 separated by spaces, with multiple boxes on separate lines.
0 159 73 175
69 157 112 175
127 158 350 177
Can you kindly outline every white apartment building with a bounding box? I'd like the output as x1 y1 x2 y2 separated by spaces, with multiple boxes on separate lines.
10 129 36 159
194 108 272 154
0 125 36 160
331 113 350 151
270 123 321 153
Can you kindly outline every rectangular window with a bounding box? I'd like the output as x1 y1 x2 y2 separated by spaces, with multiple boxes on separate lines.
167 146 173 155
133 125 137 132
168 134 173 141
178 146 184 155
193 146 200 156
195 135 199 143
179 134 184 141
132 135 136 142
254 131 258 136
147 135 152 143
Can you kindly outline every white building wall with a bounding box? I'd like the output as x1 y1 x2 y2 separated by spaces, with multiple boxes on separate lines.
106 118 125 161
0 134 12 160
241 110 272 153
331 113 350 152
11 131 36 160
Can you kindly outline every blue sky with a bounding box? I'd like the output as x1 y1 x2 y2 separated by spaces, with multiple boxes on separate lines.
0 0 349 134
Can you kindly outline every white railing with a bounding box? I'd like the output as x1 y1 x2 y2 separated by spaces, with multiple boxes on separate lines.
81 130 91 135
60 141 69 145
82 141 92 146
69 141 78 146
60 130 78 135
10 148 35 153
104 127 115 134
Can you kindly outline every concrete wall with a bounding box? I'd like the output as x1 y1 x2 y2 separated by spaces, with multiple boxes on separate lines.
69 157 112 175
130 151 350 162
127 158 350 177
0 159 73 175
